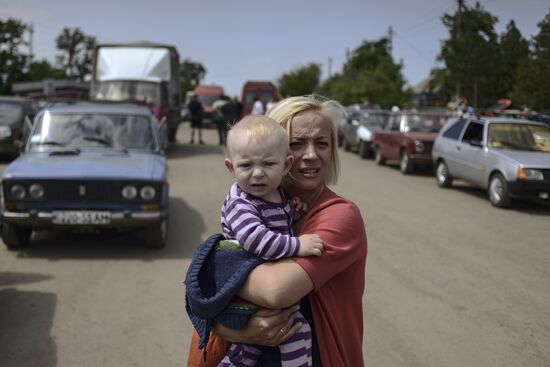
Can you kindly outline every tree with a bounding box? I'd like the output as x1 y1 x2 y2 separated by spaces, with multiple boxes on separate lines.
499 20 529 98
320 38 410 107
180 58 206 97
25 59 66 81
278 63 321 97
513 9 550 110
55 27 96 81
0 18 28 94
438 1 502 108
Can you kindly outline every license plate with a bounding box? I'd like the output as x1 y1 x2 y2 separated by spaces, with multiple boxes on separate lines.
52 211 111 225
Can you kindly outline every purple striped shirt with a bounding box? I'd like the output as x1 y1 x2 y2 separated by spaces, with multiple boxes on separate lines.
221 183 299 260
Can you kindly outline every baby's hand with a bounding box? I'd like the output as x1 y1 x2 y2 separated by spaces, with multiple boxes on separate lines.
297 234 324 257
289 197 308 214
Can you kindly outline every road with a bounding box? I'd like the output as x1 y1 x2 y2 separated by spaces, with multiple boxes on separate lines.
1 123 549 367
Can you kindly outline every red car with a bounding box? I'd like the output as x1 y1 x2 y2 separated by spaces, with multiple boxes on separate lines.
373 111 449 174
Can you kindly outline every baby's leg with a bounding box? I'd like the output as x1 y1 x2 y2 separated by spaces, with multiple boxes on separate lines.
218 342 261 367
279 312 312 367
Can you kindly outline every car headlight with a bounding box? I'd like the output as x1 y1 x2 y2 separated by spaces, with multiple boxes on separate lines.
29 184 45 199
0 126 12 138
122 185 138 199
414 140 425 153
140 186 156 200
518 166 544 181
10 184 26 199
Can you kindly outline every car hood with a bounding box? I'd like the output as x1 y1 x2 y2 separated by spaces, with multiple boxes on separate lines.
492 149 550 168
3 151 166 181
405 132 438 142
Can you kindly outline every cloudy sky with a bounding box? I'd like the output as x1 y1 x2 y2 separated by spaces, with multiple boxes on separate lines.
1 0 548 96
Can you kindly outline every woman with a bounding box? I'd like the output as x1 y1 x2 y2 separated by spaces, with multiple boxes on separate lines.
187 95 368 366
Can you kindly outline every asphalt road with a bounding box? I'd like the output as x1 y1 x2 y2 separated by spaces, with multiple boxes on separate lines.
1 122 549 367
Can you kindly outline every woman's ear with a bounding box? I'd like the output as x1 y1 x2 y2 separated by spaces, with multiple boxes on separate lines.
284 154 294 175
224 158 235 174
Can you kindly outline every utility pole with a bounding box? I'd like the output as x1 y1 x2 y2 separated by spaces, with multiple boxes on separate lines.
456 0 463 98
327 57 332 79
387 26 394 55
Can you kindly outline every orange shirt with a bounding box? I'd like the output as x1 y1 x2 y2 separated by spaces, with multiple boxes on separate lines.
294 187 368 367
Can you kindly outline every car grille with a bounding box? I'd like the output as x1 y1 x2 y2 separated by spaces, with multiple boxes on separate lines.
423 142 434 154
540 169 550 181
3 180 161 203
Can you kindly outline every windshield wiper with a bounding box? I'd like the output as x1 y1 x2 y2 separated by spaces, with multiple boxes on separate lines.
83 135 112 147
39 140 66 147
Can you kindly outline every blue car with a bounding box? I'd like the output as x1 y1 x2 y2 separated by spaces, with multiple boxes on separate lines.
0 102 169 249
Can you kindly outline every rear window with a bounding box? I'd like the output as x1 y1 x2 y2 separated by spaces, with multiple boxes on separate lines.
443 118 467 140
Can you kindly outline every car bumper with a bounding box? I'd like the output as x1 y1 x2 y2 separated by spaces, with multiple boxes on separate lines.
1 209 168 230
409 154 433 166
507 181 550 201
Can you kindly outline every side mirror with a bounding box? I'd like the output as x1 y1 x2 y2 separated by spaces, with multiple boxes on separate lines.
470 139 482 148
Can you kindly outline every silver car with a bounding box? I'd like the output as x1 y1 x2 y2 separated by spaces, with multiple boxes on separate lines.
432 116 550 208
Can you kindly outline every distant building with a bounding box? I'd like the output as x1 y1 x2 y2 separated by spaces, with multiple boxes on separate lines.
411 74 446 108
12 79 89 102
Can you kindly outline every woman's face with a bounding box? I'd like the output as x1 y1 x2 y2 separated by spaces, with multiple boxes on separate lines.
286 110 333 197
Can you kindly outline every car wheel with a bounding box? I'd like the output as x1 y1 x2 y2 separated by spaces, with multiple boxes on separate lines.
400 150 414 174
1 223 32 249
374 146 385 166
358 140 370 159
142 219 168 248
488 173 512 208
436 161 453 188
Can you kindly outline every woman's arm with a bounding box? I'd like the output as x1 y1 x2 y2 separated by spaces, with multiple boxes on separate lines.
238 259 314 309
213 305 302 346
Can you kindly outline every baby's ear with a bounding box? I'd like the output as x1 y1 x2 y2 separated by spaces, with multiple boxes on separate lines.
284 154 294 174
224 158 235 174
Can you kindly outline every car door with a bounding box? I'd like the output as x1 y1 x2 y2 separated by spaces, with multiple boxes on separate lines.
437 118 467 176
455 121 486 186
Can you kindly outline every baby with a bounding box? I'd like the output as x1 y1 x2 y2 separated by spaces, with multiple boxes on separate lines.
219 115 323 367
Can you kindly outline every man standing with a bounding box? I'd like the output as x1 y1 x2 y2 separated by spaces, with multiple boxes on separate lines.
188 94 205 144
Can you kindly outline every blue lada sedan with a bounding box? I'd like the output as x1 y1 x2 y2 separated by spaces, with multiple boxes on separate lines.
0 103 169 249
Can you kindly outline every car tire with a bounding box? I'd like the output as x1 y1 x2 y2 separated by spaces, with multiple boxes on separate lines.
142 219 168 248
400 150 414 174
1 223 32 249
488 173 512 208
358 140 370 159
436 161 453 188
374 146 385 166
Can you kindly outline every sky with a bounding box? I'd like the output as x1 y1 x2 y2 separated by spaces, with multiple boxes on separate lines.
1 0 549 97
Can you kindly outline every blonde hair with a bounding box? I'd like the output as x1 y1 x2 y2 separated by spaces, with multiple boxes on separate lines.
266 95 345 185
226 115 289 158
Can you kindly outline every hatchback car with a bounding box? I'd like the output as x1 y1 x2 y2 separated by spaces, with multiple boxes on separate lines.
0 102 169 249
342 107 390 158
432 116 550 207
0 96 39 156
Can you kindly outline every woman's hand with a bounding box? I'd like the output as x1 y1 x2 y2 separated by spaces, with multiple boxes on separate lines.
213 305 302 347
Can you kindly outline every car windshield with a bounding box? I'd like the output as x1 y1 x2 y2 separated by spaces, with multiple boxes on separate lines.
405 114 447 133
198 94 218 107
363 112 389 128
29 111 157 151
93 81 162 105
0 101 23 119
488 123 550 153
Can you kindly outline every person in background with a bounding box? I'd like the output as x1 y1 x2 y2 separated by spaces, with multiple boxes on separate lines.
188 94 204 144
251 96 265 115
187 95 368 366
213 94 229 145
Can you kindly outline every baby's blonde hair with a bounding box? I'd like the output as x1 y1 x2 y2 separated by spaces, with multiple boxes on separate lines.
226 115 289 158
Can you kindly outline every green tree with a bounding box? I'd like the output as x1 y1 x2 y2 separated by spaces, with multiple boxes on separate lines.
513 9 550 109
499 20 529 98
278 63 321 96
25 59 66 81
320 38 410 107
180 58 206 97
55 27 96 81
0 18 28 94
438 0 502 108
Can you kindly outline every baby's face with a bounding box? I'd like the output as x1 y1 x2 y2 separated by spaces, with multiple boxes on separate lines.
226 135 292 202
